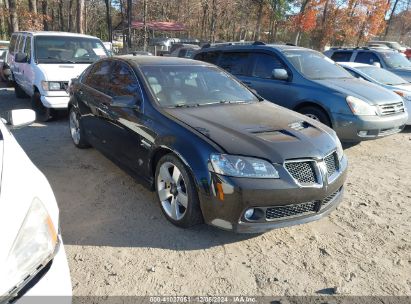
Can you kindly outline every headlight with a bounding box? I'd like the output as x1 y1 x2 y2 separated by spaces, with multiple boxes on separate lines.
395 91 411 102
346 96 377 116
4 198 58 293
41 81 62 91
210 154 279 178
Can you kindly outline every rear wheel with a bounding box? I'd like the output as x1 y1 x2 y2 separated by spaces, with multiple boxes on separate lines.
69 107 90 148
14 82 28 98
155 154 203 228
298 106 331 127
31 91 51 122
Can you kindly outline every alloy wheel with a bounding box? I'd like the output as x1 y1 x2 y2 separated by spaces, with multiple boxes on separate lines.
157 162 188 221
69 110 81 145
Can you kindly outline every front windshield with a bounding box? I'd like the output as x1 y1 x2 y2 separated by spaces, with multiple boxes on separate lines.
284 50 353 80
381 52 411 69
141 65 258 107
357 66 407 85
34 36 108 64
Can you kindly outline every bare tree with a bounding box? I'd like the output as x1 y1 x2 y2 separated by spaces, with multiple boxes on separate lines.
77 0 85 33
254 0 265 41
105 0 112 42
127 0 132 50
29 0 38 14
8 0 19 33
385 0 400 38
58 0 64 31
42 0 48 30
143 0 148 51
68 0 75 32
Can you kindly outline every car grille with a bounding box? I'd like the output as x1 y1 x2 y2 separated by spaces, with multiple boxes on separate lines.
284 161 317 185
324 152 339 177
378 102 405 116
265 188 341 221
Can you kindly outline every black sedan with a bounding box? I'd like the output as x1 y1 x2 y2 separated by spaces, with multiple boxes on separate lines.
68 56 348 233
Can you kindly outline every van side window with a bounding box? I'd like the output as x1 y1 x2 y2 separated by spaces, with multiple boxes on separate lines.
354 52 381 65
219 52 250 76
16 35 25 53
195 51 220 64
252 53 286 79
84 61 112 95
331 51 353 62
9 35 18 54
24 36 32 62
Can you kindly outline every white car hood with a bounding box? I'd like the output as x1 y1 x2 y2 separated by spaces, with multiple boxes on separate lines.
37 63 90 81
0 123 59 270
392 83 411 92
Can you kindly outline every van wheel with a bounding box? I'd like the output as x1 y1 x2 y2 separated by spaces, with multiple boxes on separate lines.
14 83 28 98
31 92 51 122
299 106 331 127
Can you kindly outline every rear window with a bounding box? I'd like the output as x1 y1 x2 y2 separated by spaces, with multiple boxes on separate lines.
219 52 251 76
331 51 353 62
9 35 18 54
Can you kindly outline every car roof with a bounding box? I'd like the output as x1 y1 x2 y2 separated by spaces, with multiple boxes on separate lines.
11 31 100 39
113 56 212 67
198 42 310 53
338 62 371 68
329 47 396 53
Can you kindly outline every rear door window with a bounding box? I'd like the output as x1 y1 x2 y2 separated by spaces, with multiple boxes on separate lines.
195 51 220 64
331 51 353 62
9 35 18 54
219 52 251 76
354 52 381 65
84 61 112 95
251 53 287 79
109 62 142 106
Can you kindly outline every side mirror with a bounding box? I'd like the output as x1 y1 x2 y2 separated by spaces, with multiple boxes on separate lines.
15 52 28 63
272 68 289 81
111 95 141 110
372 62 381 68
4 109 36 128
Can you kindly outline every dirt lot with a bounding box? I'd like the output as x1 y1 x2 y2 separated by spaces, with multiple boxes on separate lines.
0 84 410 297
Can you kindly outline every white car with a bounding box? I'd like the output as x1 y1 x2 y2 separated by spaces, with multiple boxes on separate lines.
8 31 109 121
0 109 72 303
339 62 411 125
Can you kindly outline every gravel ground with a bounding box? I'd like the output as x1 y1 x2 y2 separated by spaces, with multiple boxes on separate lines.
1 84 410 297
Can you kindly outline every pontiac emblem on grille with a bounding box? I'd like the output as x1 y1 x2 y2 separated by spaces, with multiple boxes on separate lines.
318 160 329 190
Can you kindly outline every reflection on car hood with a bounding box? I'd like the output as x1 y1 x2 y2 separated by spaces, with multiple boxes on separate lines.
314 78 403 105
165 101 337 163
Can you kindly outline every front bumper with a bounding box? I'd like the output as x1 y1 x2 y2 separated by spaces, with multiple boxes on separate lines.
200 156 348 233
5 237 72 304
40 96 70 109
332 112 408 142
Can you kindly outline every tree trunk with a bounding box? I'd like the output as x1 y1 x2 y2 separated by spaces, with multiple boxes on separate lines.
293 0 311 45
209 0 217 43
77 0 84 34
143 0 148 51
59 0 64 31
254 0 264 41
127 0 132 50
105 0 112 42
0 0 5 39
29 0 37 14
42 0 48 31
385 0 400 38
68 0 74 32
8 0 19 33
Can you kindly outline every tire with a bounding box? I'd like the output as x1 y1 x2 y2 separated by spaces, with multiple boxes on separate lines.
155 154 203 228
298 106 331 127
31 91 51 122
14 82 28 98
69 107 90 148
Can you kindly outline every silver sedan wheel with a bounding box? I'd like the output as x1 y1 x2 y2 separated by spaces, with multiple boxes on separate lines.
305 113 320 121
157 162 188 221
69 110 81 145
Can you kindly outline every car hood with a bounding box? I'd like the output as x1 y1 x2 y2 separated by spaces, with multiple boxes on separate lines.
314 78 403 105
165 101 338 163
37 63 91 82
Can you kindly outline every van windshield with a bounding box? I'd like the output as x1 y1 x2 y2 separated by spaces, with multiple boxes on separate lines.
284 50 353 80
35 36 108 64
381 52 411 69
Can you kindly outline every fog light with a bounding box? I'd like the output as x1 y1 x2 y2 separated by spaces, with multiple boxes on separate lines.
358 130 368 137
244 208 255 220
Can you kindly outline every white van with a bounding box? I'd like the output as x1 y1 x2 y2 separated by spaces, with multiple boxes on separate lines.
8 31 108 121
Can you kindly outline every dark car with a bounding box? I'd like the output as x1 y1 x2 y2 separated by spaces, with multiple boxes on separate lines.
194 42 408 142
68 56 347 233
324 47 411 82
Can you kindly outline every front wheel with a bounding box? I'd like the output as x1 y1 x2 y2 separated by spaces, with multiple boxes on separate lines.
31 92 51 122
155 154 203 228
69 107 90 148
298 106 331 127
